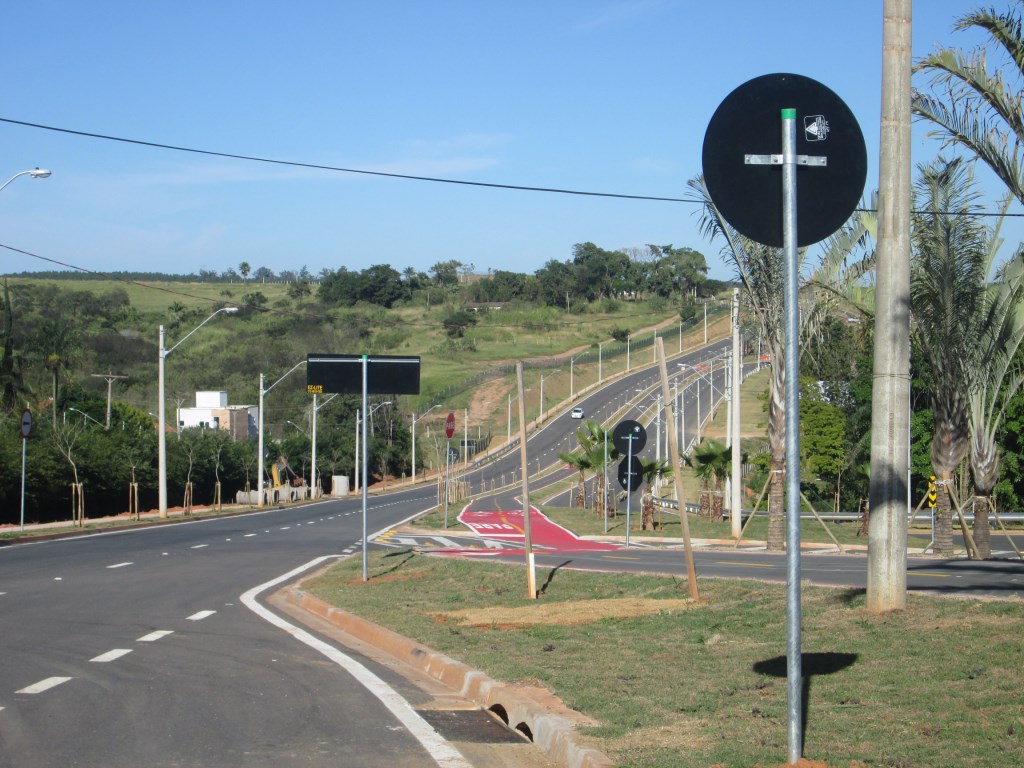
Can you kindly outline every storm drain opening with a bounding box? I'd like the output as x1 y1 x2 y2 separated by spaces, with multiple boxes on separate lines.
488 703 509 725
514 721 534 742
417 708 530 744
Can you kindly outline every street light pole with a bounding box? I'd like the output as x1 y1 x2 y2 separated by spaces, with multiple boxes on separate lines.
0 168 51 193
256 359 306 508
411 404 439 485
158 306 238 518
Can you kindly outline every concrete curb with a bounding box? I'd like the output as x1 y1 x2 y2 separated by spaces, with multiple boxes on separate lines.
283 586 614 768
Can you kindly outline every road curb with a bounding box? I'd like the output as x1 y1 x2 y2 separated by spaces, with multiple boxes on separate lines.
283 586 614 768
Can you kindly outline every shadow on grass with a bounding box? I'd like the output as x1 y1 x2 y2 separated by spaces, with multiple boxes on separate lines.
753 652 858 757
374 548 418 578
538 560 573 596
831 587 866 606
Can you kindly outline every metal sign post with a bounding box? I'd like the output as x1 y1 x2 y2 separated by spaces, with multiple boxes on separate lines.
780 108 804 765
613 420 646 549
307 353 421 582
444 412 455 528
703 73 865 765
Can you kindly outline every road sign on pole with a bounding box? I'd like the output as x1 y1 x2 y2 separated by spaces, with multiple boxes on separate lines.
20 408 32 438
702 72 865 765
445 412 455 439
612 420 646 455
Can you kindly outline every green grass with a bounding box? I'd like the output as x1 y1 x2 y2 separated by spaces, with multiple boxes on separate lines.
306 550 1024 768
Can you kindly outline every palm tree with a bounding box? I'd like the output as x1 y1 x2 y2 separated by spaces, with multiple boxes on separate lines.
557 448 592 509
577 420 618 518
684 439 732 521
967 229 1024 558
559 419 617 513
638 456 671 530
910 156 991 556
689 177 873 550
239 261 251 285
914 5 1024 208
35 318 81 426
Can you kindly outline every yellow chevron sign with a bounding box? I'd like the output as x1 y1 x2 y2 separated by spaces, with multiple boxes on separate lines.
927 475 937 508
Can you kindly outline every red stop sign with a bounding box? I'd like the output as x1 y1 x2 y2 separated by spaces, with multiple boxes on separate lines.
445 412 455 439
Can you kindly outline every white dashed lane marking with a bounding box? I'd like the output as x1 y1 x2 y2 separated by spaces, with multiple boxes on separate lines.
90 649 132 663
244 533 257 537
187 610 216 621
137 630 174 642
107 562 133 569
190 544 209 549
17 677 72 694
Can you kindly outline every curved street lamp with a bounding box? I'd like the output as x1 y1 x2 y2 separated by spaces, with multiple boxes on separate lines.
0 168 51 193
158 306 239 517
67 407 104 428
411 403 440 485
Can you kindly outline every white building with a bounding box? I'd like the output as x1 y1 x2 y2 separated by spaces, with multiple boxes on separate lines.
177 391 257 441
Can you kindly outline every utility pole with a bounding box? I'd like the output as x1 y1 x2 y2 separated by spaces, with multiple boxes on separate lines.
867 0 912 612
91 372 127 429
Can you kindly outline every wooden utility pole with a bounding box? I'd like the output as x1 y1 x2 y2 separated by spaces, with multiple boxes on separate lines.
656 338 699 600
516 361 537 599
867 0 912 612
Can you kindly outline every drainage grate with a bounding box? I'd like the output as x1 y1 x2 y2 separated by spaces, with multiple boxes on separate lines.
416 709 530 744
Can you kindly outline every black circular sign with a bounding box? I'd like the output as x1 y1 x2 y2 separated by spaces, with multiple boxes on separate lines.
617 455 643 493
701 72 866 248
612 420 646 455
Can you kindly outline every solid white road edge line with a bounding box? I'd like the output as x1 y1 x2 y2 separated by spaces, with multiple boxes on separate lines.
240 556 472 768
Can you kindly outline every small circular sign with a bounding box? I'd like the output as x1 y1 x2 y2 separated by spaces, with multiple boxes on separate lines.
617 455 643 493
612 420 647 455
20 408 32 439
702 72 866 248
445 412 456 440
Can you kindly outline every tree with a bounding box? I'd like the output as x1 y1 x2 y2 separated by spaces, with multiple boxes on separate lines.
557 448 592 509
910 156 991 556
690 175 873 551
579 420 618 518
238 261 251 285
442 308 477 339
914 4 1024 208
35 318 81 426
684 439 730 521
638 456 671 530
966 219 1024 557
430 260 462 288
800 381 848 514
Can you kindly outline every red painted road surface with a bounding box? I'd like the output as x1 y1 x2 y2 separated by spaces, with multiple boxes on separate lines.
453 506 620 553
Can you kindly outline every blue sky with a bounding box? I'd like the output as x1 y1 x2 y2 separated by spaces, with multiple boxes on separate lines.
0 1 1011 283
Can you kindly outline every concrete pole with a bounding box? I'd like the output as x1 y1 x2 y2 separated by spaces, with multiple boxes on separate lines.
158 326 167 517
257 373 265 508
867 0 912 613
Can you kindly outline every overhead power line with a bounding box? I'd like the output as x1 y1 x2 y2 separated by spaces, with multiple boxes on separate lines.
0 117 689 203
4 116 1022 218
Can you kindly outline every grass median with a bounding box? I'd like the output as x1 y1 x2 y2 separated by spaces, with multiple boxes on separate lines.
306 549 1024 768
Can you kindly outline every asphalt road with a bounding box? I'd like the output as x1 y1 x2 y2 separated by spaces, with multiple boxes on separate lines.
0 496 517 768
0 342 731 767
